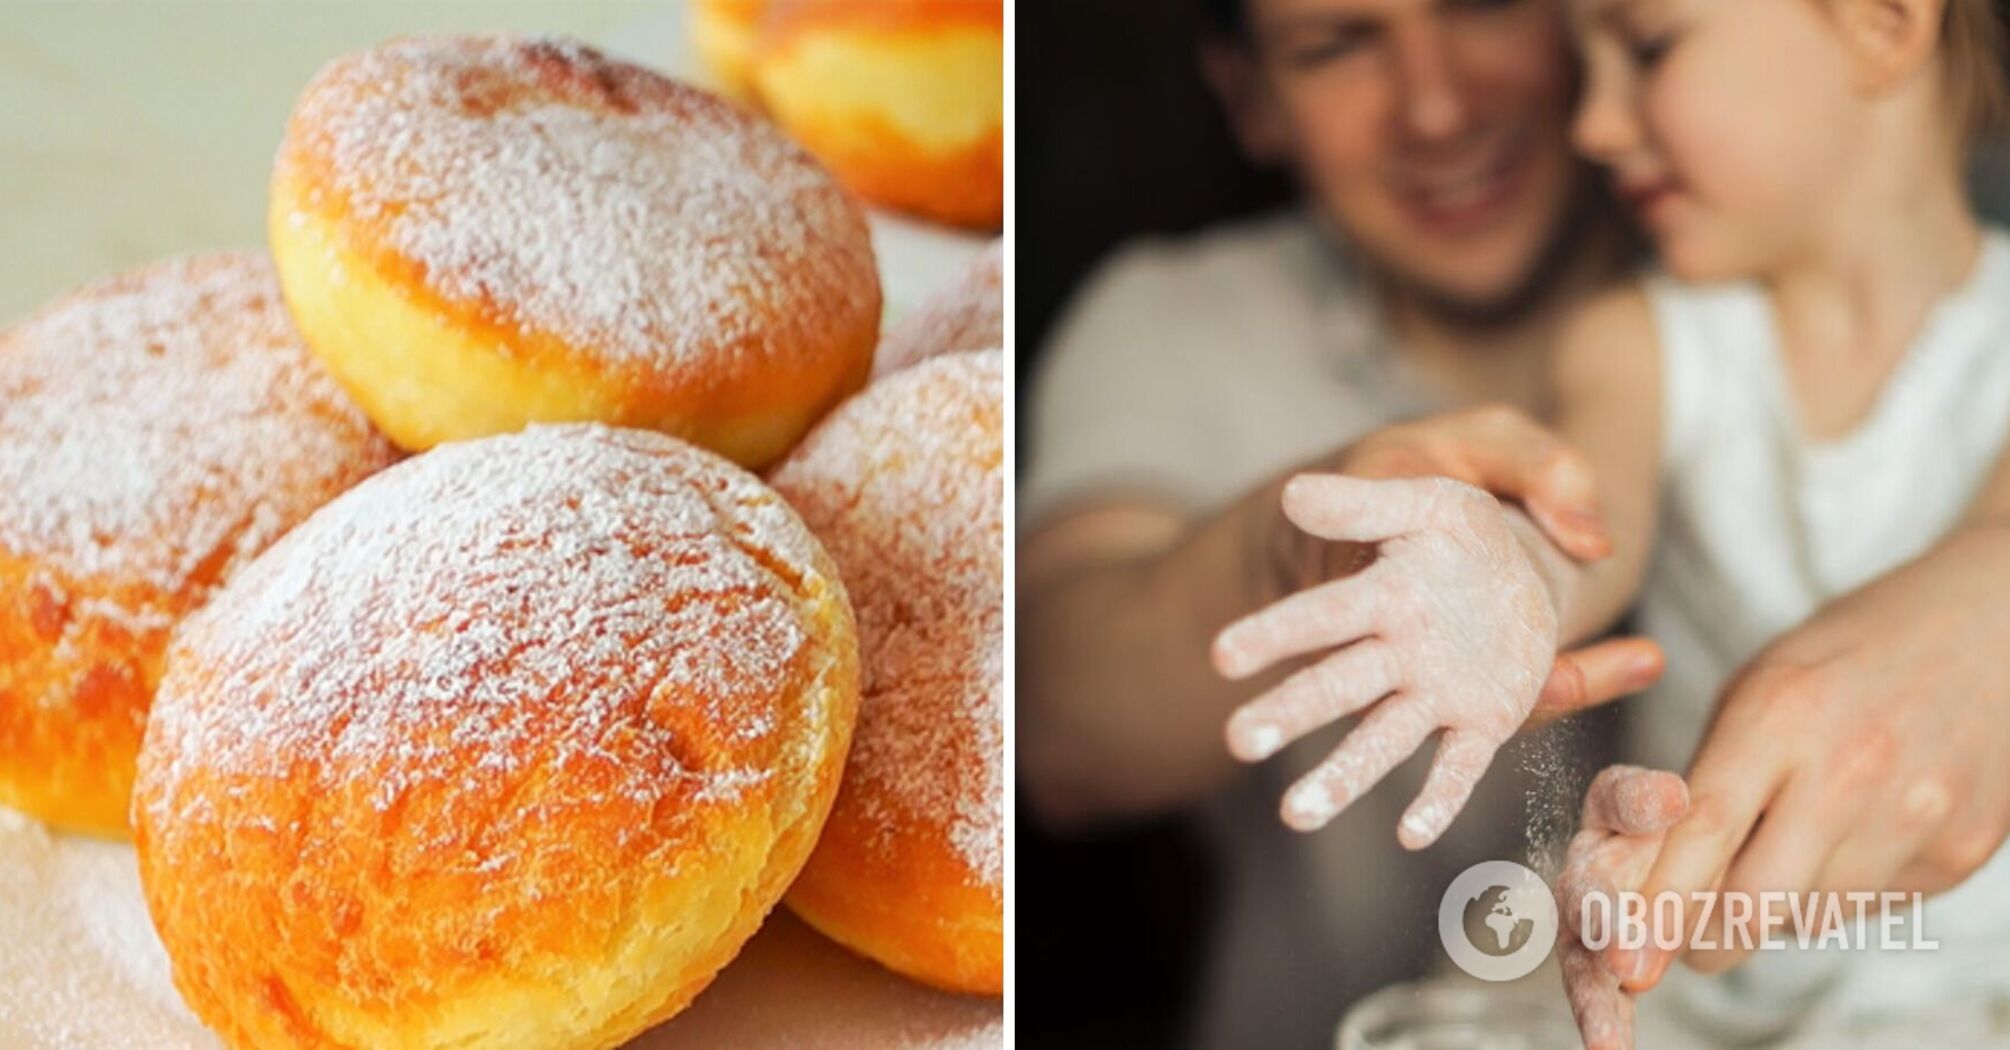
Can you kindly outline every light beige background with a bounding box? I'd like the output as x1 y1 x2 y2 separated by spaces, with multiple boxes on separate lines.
0 1 984 323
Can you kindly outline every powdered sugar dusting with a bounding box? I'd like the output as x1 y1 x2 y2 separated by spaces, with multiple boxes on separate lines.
769 352 1004 888
0 807 217 1048
875 240 1002 378
139 424 836 847
0 253 397 597
282 35 879 375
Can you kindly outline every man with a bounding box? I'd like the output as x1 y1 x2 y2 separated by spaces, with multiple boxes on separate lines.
1021 1 1651 1045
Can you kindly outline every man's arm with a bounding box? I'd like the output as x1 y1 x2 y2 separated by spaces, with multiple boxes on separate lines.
1018 479 1300 827
1621 412 2010 983
1962 421 2010 527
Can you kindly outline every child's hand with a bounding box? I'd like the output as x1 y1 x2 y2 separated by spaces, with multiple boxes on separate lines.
1556 766 1689 1050
1211 474 1562 846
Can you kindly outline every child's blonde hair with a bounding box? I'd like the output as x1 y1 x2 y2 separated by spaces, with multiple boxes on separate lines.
1945 0 2010 142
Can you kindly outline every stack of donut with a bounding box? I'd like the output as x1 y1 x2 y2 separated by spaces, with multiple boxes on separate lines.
2 31 1004 1050
690 0 1004 231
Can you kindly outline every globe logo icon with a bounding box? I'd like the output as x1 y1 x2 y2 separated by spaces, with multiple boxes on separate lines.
1439 861 1557 981
1463 884 1536 958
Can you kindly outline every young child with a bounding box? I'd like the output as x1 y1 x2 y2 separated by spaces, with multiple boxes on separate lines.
1209 0 2010 1042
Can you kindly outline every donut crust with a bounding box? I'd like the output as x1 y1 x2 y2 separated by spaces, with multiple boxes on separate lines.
758 2 1003 229
691 0 767 102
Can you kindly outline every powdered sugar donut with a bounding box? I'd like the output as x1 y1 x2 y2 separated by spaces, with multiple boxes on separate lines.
269 35 881 468
690 0 768 103
875 239 1002 378
132 424 859 1049
757 0 1004 229
0 253 397 838
769 350 1003 995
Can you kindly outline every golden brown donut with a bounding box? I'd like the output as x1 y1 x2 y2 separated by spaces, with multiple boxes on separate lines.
874 239 1002 378
0 253 397 838
690 0 769 103
132 424 860 1049
269 34 881 469
757 1 1003 229
769 351 1003 995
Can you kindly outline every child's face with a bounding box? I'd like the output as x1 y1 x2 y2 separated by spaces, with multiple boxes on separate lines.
1570 0 1861 281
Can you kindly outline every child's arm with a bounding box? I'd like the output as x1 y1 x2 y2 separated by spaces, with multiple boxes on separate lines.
1540 288 1666 644
1209 289 1666 845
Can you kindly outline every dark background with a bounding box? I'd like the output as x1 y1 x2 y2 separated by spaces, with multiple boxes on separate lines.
1016 1 1289 375
1015 3 1284 1046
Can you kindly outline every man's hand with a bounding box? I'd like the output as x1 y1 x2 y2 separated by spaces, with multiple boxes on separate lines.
1343 405 1616 559
1629 525 2010 983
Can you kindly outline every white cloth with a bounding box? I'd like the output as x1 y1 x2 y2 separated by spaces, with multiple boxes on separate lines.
1636 229 2010 1041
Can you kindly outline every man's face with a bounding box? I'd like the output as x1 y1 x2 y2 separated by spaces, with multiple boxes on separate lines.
1227 0 1584 312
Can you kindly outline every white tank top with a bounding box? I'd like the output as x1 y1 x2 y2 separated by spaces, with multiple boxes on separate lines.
1633 228 2010 1039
